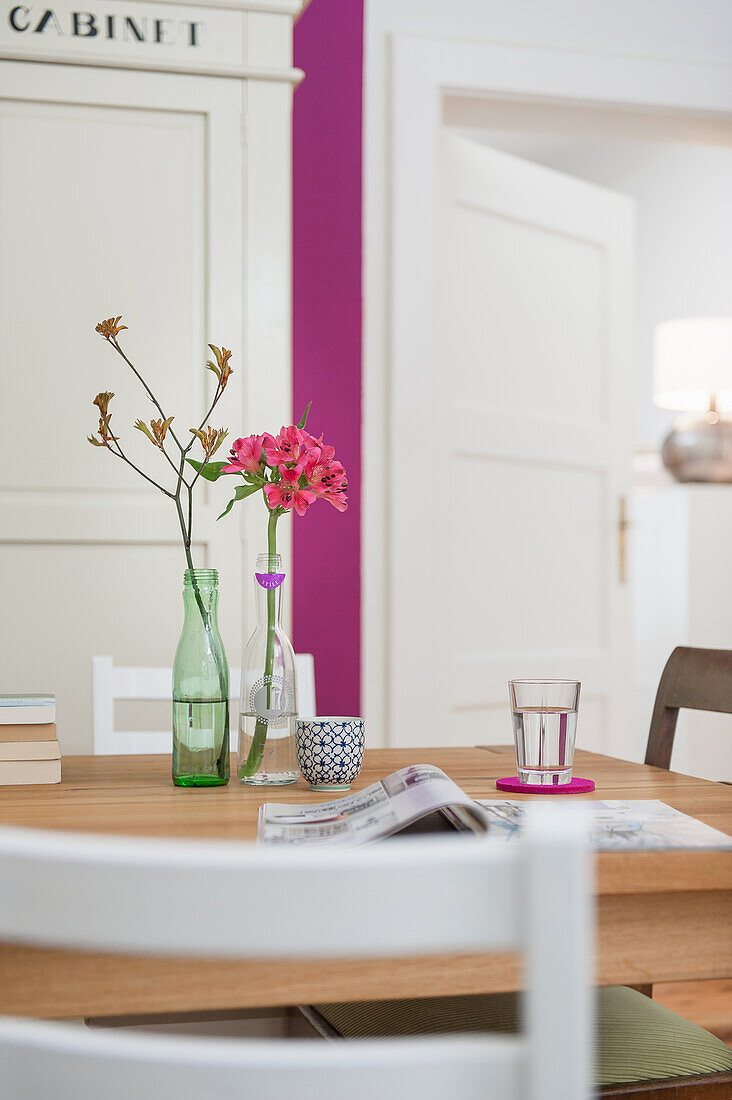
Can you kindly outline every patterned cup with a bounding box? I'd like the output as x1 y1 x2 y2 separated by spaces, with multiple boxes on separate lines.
295 717 365 791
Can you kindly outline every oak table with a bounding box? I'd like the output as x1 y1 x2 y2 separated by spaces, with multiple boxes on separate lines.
0 747 730 1019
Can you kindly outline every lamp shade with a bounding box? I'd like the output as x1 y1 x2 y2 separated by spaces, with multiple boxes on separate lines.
653 317 732 414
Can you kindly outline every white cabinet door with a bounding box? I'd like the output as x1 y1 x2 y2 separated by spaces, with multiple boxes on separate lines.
389 134 635 758
0 62 245 752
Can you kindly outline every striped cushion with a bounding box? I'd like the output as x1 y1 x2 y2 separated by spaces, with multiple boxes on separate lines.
315 986 732 1087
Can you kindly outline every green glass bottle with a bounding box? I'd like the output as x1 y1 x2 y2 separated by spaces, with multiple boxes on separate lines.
172 568 229 787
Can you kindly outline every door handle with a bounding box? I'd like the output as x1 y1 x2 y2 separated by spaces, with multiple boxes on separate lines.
618 496 632 584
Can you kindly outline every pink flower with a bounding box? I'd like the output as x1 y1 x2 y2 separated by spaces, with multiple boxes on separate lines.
264 464 316 517
319 470 349 511
302 438 336 478
311 460 348 511
222 434 265 475
300 429 332 453
299 434 349 512
263 426 303 467
300 430 319 448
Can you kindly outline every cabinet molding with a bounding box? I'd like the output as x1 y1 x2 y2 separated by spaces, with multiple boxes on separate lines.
1 0 305 80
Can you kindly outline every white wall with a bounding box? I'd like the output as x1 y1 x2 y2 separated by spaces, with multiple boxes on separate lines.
632 485 732 782
363 0 732 763
363 0 732 463
366 0 732 63
363 0 732 465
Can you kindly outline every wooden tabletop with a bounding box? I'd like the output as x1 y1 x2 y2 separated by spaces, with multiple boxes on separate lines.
0 746 730 1019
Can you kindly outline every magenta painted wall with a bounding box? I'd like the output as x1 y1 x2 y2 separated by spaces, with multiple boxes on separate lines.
292 0 363 715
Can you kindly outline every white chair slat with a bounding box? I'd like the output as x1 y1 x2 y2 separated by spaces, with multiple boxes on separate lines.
92 655 317 755
294 653 317 718
101 734 175 756
1 1021 522 1100
524 803 594 1100
112 667 172 700
0 828 520 958
0 802 591 1100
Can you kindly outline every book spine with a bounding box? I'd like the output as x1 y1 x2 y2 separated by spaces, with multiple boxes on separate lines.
0 759 61 785
0 723 57 743
0 706 56 726
0 741 61 761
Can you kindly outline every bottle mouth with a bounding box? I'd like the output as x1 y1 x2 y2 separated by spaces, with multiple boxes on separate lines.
256 553 282 573
184 568 218 587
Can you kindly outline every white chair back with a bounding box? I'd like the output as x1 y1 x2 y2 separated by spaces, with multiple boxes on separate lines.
0 805 592 1100
92 654 317 755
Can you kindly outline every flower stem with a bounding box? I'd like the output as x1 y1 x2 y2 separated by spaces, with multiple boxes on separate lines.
94 331 231 765
99 413 174 498
239 508 279 779
109 337 186 453
173 457 230 751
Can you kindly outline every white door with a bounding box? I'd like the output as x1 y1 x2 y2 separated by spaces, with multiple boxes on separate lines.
0 62 245 753
389 133 634 759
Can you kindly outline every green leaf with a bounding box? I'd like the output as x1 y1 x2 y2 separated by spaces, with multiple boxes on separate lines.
218 483 260 520
186 459 229 482
296 400 312 430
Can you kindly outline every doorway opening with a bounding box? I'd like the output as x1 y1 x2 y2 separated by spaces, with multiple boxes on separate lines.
441 93 732 779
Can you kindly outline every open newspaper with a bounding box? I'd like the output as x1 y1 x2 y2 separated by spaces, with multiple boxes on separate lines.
475 798 732 850
258 764 732 850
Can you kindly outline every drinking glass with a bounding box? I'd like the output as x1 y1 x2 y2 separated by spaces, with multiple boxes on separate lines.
508 679 581 786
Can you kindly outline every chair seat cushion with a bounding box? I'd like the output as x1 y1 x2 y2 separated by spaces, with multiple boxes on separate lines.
315 986 732 1087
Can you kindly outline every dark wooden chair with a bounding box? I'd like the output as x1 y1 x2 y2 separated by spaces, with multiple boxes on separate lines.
308 650 732 1098
645 646 732 770
600 1075 732 1098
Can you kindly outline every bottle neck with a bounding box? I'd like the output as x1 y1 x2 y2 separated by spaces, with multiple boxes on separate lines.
182 568 219 619
254 553 284 627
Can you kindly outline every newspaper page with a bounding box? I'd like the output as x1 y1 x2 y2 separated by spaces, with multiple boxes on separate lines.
258 764 490 846
475 799 732 851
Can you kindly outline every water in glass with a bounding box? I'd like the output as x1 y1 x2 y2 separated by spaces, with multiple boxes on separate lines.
238 553 299 785
509 680 581 786
172 568 229 788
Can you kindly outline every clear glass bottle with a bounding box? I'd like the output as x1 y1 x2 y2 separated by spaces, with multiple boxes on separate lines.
238 553 298 785
172 568 230 787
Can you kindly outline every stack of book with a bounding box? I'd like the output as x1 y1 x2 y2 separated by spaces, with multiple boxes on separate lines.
0 695 61 785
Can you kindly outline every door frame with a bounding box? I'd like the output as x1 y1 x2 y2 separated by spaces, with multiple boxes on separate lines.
362 32 732 746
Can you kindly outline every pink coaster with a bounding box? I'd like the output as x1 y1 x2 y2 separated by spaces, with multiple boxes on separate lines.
496 776 595 794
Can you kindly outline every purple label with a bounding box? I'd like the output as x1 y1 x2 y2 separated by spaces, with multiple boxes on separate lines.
255 572 285 589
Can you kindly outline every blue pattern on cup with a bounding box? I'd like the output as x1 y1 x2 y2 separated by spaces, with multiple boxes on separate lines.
296 717 365 789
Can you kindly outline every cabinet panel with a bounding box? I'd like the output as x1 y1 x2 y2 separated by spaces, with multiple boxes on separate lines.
0 63 247 750
0 541 205 755
0 99 207 492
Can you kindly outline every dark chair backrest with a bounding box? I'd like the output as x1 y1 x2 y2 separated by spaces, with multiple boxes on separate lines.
645 646 732 770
